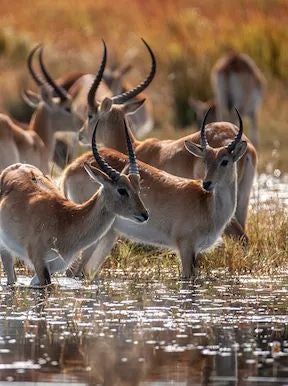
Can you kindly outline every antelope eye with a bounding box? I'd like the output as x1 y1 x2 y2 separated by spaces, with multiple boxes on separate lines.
64 106 71 113
221 159 229 167
88 113 93 120
117 188 129 197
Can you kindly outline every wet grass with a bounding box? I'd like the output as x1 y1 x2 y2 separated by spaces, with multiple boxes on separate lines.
94 200 288 279
0 200 286 283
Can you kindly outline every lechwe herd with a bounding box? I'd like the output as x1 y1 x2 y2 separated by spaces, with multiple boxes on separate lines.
0 39 260 286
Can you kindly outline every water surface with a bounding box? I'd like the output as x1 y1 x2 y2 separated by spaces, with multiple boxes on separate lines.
0 274 287 385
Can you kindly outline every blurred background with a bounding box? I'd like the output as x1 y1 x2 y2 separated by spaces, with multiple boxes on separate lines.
0 0 287 172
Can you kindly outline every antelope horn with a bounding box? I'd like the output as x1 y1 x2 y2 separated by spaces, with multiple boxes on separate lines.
39 47 70 101
112 39 156 105
87 40 107 109
200 107 212 149
27 45 45 87
226 107 244 152
91 120 121 181
123 119 140 176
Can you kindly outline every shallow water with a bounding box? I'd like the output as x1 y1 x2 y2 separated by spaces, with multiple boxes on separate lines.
252 173 288 206
0 274 287 385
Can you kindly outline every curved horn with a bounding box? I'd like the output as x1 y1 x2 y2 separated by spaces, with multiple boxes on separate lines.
27 45 44 87
87 40 107 109
200 107 212 149
39 47 70 101
91 120 121 181
112 38 156 105
226 107 244 152
124 119 140 176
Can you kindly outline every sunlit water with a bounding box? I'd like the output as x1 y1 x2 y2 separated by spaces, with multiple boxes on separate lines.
251 173 288 206
0 274 287 385
0 174 287 385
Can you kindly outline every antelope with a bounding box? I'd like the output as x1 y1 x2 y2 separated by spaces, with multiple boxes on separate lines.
211 51 265 147
78 49 256 241
63 109 248 279
0 117 148 287
63 38 155 135
0 113 48 173
24 40 154 168
22 44 83 166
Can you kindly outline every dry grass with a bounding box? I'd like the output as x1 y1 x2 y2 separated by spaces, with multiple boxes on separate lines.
0 1 287 280
0 1 287 171
98 200 288 278
0 200 286 280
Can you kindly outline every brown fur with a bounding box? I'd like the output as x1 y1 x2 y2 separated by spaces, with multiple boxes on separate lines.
62 135 247 278
80 106 257 236
0 113 48 173
211 52 265 147
0 161 148 286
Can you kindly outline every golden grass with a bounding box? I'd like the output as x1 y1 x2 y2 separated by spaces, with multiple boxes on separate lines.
0 1 287 172
0 1 286 280
0 200 286 281
99 200 288 278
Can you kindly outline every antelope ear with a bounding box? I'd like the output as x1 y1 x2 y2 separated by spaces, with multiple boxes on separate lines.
83 162 111 185
100 97 113 113
21 89 40 108
231 141 247 162
123 99 146 115
184 140 205 158
40 86 54 107
121 163 130 175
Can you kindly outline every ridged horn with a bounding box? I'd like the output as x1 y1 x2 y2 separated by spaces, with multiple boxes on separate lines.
200 107 212 149
91 120 121 181
112 38 156 104
87 40 107 109
226 107 244 152
123 119 139 176
39 47 70 101
27 45 44 87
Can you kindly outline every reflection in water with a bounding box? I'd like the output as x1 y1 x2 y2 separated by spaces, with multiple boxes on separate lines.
0 275 287 385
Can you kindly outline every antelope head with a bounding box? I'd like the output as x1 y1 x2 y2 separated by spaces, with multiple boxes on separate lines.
185 108 248 192
23 45 83 132
78 38 156 144
84 116 149 223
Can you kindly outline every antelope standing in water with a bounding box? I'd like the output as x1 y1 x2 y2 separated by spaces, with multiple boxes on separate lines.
0 116 148 286
63 108 248 279
78 47 256 241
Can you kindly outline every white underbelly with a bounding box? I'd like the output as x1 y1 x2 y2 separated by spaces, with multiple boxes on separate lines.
0 226 67 269
0 228 28 259
114 218 174 248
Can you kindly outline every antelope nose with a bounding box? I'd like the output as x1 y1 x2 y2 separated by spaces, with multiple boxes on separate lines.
135 211 149 223
203 180 213 191
141 211 149 222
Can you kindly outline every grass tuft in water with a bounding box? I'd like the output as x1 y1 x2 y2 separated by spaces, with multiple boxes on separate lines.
100 201 288 278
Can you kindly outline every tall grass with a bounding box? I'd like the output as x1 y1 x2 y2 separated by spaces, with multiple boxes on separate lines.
0 0 287 172
98 201 288 278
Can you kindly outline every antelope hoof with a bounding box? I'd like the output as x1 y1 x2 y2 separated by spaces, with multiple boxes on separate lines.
30 274 51 288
